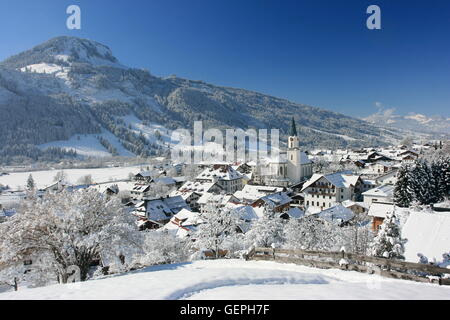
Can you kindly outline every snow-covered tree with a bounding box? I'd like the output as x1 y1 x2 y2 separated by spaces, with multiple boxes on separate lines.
192 196 239 259
0 189 141 285
244 204 285 248
131 230 189 268
394 165 413 207
77 174 94 185
370 210 405 260
53 170 68 182
342 214 374 255
284 215 344 251
26 174 35 191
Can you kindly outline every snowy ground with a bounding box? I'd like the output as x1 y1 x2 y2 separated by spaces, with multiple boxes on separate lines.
38 130 135 158
0 165 143 191
1 260 449 300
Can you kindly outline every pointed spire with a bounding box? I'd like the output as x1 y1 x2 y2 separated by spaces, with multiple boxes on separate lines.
289 117 298 137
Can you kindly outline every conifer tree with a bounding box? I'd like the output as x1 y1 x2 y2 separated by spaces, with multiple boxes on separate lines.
370 210 405 260
26 174 35 191
394 165 413 207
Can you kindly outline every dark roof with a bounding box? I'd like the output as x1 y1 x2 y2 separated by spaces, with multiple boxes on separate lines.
289 117 298 137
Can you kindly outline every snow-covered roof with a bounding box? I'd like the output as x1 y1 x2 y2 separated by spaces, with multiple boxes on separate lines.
342 200 369 210
197 193 234 206
136 196 189 222
302 171 360 191
196 165 243 182
153 177 177 185
286 207 305 219
233 185 284 203
174 180 217 195
362 184 395 198
402 211 450 263
229 205 261 221
367 203 394 218
317 204 354 224
257 192 291 207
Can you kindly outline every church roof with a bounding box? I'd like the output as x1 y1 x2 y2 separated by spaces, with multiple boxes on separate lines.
289 117 298 137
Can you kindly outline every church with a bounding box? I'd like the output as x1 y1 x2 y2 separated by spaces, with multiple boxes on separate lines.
253 118 313 187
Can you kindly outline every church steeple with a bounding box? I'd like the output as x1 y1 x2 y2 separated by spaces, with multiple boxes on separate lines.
289 117 298 137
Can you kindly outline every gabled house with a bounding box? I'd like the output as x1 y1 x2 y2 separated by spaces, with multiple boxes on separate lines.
195 164 244 194
252 192 292 213
301 171 366 211
133 195 189 228
134 171 153 184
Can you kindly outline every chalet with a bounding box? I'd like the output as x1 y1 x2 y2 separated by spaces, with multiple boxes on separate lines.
362 161 396 175
252 192 292 213
130 185 152 199
362 184 395 206
398 150 419 159
367 203 394 232
289 193 304 209
133 195 189 228
195 165 244 194
134 171 153 184
365 151 394 163
162 208 201 238
401 154 418 164
301 171 367 211
171 180 223 211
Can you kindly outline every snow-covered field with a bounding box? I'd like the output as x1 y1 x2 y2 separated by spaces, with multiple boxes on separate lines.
38 130 135 158
0 166 143 191
1 260 449 300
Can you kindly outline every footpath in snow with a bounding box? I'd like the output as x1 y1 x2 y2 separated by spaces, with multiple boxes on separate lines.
1 260 449 300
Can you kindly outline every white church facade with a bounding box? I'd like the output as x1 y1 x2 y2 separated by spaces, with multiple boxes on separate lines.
253 118 313 187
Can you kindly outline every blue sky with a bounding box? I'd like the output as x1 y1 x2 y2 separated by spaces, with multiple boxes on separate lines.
0 0 449 118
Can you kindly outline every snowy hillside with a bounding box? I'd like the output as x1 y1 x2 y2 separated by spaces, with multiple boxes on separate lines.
1 260 448 300
0 36 402 163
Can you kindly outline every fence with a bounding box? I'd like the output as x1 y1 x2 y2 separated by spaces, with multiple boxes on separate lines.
244 247 450 286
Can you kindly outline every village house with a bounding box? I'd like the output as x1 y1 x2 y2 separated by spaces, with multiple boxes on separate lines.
315 204 355 226
195 164 244 194
301 171 368 211
197 193 239 214
252 192 292 213
362 184 395 206
367 203 394 232
171 180 224 211
134 171 153 184
133 195 189 229
375 169 399 185
162 208 201 239
233 185 285 205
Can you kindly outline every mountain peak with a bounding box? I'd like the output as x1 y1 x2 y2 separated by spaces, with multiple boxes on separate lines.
1 36 121 69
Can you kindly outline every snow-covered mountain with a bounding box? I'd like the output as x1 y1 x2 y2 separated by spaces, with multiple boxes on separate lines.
364 109 450 137
0 36 401 161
